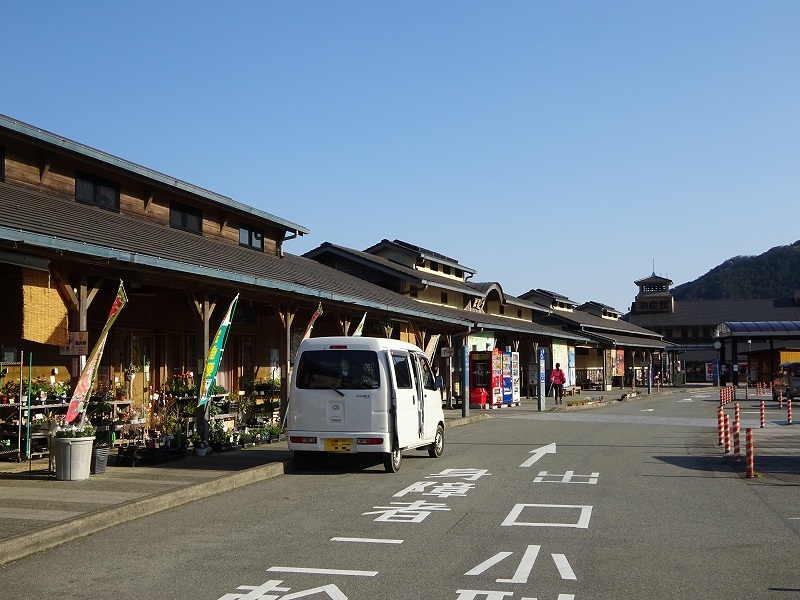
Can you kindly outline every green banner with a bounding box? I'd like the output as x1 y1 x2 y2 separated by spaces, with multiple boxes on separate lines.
198 294 239 407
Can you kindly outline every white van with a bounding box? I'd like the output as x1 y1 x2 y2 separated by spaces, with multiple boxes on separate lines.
287 336 445 473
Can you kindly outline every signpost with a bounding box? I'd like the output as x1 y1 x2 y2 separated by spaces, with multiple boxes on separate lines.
538 347 547 411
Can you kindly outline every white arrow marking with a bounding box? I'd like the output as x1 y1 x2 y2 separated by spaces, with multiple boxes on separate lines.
520 443 556 467
678 399 693 403
641 409 654 412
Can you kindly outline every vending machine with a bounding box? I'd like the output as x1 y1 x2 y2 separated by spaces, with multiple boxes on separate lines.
502 350 513 406
511 351 521 405
469 349 503 409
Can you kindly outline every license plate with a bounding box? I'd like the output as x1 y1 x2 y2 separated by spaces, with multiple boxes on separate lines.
324 438 352 453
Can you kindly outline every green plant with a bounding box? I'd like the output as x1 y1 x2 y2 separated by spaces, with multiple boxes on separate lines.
209 419 227 444
55 425 96 438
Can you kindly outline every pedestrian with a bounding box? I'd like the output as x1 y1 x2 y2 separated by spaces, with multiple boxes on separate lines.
551 362 566 404
434 367 444 402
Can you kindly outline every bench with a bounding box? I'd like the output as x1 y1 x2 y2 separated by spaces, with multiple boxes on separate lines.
564 385 582 396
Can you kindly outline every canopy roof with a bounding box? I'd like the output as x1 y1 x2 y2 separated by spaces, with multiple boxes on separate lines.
715 321 800 339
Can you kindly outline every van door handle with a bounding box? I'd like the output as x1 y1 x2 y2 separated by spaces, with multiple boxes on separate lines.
412 396 416 405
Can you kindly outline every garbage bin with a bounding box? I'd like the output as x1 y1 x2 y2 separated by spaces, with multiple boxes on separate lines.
469 387 488 409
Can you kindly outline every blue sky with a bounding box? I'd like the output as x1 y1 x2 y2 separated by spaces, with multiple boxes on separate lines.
4 2 799 312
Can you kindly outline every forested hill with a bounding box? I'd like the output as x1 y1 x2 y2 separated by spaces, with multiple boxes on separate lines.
671 240 800 301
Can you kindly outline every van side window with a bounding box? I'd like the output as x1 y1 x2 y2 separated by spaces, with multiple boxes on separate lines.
417 355 437 390
392 354 413 389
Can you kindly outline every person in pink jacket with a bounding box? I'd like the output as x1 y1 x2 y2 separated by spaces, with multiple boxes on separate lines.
551 362 566 404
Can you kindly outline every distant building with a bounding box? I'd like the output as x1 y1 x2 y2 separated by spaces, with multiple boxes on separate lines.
626 274 800 384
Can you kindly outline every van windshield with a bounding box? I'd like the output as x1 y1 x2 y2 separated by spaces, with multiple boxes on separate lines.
296 350 380 390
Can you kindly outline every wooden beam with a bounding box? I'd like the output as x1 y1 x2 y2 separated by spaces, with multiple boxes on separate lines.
338 314 351 336
188 292 217 322
51 270 79 313
39 151 52 183
144 187 155 210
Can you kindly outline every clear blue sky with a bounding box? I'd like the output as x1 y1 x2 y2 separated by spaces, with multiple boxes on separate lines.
5 2 799 312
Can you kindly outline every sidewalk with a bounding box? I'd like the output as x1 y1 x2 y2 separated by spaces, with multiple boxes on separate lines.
0 409 489 565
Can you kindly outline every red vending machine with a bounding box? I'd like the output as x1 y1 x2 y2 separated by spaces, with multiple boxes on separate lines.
469 349 503 409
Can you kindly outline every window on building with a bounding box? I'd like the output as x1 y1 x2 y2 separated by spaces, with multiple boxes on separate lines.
441 292 448 304
691 327 700 338
410 290 418 298
455 268 463 278
442 265 451 275
702 328 710 338
170 201 203 234
499 305 505 315
665 328 673 338
75 171 120 211
239 224 264 251
680 328 689 338
517 309 522 318
429 261 439 272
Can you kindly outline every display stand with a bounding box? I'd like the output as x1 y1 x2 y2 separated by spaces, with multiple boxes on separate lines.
0 354 26 462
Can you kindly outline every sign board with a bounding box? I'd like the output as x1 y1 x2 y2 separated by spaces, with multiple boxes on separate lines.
59 331 88 356
441 347 454 358
538 347 547 412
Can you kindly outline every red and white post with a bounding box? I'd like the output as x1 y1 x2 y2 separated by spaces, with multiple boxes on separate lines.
760 400 765 429
745 427 755 478
717 406 725 445
733 418 741 463
788 398 793 426
724 415 731 454
778 391 783 409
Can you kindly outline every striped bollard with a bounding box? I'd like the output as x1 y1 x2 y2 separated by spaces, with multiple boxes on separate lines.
734 402 740 425
745 384 748 399
719 388 724 406
760 400 765 428
778 391 783 409
745 428 755 478
789 398 793 426
717 406 725 445
733 418 741 463
724 415 731 454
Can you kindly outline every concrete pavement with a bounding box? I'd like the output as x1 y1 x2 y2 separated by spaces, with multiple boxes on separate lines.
1 386 797 566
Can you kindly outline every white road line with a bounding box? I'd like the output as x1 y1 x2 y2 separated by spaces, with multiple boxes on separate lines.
552 553 577 580
267 566 378 576
330 537 403 544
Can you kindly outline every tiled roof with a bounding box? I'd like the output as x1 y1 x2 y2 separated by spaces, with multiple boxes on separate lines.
0 181 584 341
0 114 309 236
305 242 483 297
627 298 800 328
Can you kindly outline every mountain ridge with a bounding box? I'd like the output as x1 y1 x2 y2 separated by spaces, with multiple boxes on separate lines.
671 240 800 301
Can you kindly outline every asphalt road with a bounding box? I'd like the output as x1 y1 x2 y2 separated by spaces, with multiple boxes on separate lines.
2 389 798 599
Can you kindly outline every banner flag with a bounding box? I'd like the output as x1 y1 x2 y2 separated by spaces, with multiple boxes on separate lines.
66 281 128 423
302 302 323 341
198 294 239 407
424 334 440 363
352 312 367 337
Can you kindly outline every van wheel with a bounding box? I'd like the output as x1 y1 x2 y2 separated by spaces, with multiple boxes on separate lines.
428 424 444 458
384 449 402 473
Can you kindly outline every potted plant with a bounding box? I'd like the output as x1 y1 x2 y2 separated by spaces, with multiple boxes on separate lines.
209 419 229 452
91 431 111 475
266 424 285 444
53 424 96 481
